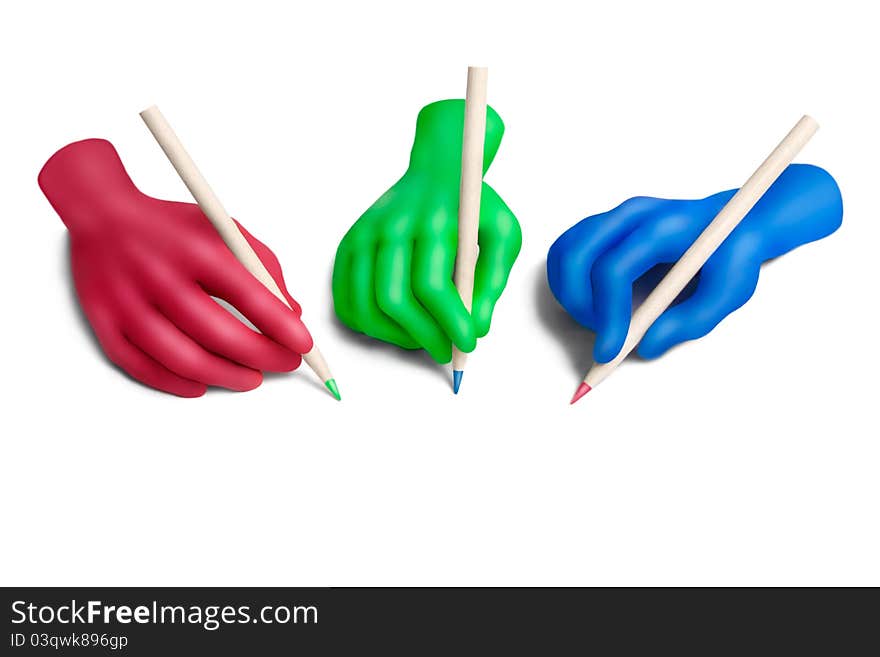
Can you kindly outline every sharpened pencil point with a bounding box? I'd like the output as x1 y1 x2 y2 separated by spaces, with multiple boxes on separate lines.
453 370 463 394
324 378 341 401
570 382 591 405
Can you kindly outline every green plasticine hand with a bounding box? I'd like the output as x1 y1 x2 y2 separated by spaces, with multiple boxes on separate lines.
332 100 522 363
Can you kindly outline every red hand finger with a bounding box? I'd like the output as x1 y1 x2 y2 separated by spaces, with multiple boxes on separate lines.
123 305 263 392
156 283 302 373
88 306 207 397
234 219 303 315
197 250 314 356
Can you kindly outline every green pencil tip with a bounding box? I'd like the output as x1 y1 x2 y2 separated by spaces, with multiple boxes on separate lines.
324 378 341 401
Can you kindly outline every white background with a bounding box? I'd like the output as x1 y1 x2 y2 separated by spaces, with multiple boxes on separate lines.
1 0 877 586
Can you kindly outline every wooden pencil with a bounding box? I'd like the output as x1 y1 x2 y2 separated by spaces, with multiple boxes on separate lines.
139 105 340 400
451 66 489 394
571 115 819 404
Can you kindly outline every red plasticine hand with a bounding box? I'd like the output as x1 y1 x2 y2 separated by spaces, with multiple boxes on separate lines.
39 139 313 397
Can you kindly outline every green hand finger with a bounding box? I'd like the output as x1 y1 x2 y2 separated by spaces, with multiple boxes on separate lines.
331 246 356 327
348 243 419 349
412 233 476 353
472 185 523 337
375 241 452 363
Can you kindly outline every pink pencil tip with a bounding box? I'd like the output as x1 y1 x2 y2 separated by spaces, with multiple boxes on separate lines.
570 382 591 405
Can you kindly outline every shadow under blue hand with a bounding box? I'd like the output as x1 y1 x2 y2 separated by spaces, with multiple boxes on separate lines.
547 164 843 363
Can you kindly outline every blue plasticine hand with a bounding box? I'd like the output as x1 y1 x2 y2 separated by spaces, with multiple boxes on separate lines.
547 164 843 363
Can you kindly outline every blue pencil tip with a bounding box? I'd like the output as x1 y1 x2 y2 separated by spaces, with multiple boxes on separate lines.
453 370 463 394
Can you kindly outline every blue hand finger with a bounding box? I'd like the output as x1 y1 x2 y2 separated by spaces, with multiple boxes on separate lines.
637 245 760 359
547 196 660 328
591 203 707 362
